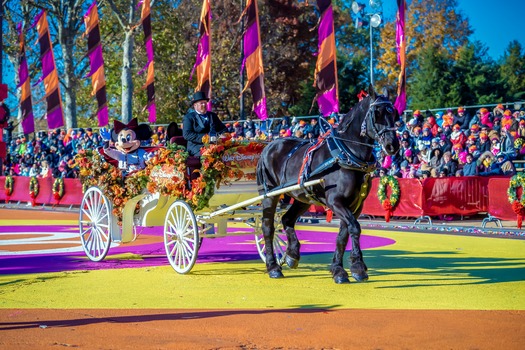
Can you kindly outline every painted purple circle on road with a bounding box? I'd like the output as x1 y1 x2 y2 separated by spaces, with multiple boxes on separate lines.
0 225 395 274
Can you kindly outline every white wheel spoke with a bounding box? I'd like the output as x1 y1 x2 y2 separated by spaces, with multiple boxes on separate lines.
164 201 198 274
79 188 112 262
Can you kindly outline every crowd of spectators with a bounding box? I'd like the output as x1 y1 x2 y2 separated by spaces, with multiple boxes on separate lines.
373 105 524 179
1 103 524 180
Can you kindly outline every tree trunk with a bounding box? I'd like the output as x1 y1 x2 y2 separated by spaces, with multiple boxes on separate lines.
121 30 134 124
61 39 78 129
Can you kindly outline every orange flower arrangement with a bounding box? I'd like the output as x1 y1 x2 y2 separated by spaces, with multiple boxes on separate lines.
74 140 267 221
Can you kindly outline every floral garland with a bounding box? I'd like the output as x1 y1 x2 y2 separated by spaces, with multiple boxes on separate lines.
52 177 65 204
74 149 139 223
507 172 525 229
74 140 265 223
29 176 39 206
377 175 400 222
4 175 14 203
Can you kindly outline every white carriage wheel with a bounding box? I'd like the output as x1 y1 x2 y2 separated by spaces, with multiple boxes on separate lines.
79 187 113 262
255 233 288 265
164 200 199 274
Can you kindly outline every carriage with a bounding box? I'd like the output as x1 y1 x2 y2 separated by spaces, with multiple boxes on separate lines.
78 87 400 283
78 139 322 274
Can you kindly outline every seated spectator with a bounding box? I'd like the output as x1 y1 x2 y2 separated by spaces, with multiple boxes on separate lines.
439 137 452 154
389 162 402 178
455 107 471 130
477 151 494 173
438 168 449 178
421 170 431 180
499 126 516 160
437 151 457 177
489 133 501 156
517 119 525 138
39 160 53 178
480 108 493 128
462 154 478 176
479 153 515 176
478 132 490 153
450 124 466 147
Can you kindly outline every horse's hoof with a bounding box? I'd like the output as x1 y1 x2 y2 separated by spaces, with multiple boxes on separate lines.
351 261 369 282
334 275 350 284
285 255 299 269
351 271 369 282
268 270 284 279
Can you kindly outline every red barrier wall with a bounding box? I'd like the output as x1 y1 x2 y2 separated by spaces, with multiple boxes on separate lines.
419 177 489 216
487 177 514 221
0 177 83 206
362 178 424 217
0 176 516 222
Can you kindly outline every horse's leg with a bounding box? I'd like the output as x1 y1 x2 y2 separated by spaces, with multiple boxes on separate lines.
261 196 283 278
281 200 311 269
328 203 368 283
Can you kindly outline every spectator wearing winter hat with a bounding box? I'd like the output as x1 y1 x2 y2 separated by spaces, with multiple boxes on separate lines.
428 148 443 176
518 119 525 138
451 143 464 162
434 111 444 127
478 132 490 153
499 126 516 160
493 104 505 118
425 116 439 136
500 109 514 131
480 153 515 176
468 123 481 138
465 134 478 147
412 126 422 138
479 108 493 129
419 127 433 148
412 110 424 125
454 107 470 130
468 110 481 129
489 134 501 156
442 112 454 130
438 136 452 154
450 124 466 147
437 151 457 177
430 137 441 151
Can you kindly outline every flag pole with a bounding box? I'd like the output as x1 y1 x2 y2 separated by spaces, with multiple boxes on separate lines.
239 0 245 120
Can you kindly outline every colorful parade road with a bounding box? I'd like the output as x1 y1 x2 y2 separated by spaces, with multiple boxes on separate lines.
1 209 524 349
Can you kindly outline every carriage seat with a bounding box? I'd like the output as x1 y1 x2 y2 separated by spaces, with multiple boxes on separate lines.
170 136 187 148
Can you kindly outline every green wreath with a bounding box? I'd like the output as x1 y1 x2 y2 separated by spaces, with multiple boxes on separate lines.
53 177 65 201
29 176 39 198
4 175 14 197
377 175 400 209
507 172 525 206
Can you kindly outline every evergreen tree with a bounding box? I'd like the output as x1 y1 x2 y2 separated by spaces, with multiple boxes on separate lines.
447 41 503 106
499 40 525 101
408 46 452 110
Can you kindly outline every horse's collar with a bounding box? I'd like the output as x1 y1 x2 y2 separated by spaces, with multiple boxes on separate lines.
318 117 376 172
327 136 376 172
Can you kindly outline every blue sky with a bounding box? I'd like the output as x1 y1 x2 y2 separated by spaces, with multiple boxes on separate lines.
381 0 525 59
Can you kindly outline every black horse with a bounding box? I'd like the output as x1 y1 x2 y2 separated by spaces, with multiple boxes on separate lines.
256 86 400 283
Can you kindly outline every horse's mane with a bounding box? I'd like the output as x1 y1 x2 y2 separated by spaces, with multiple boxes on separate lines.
338 96 370 134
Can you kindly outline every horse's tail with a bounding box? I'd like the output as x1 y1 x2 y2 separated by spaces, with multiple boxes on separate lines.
256 151 268 194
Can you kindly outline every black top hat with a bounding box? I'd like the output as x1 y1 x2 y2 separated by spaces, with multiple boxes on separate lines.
190 91 209 105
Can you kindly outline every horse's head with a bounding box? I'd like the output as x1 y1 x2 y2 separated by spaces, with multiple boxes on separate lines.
339 85 400 156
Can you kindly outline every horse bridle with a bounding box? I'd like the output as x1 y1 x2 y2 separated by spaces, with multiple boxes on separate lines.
360 97 397 142
332 96 397 148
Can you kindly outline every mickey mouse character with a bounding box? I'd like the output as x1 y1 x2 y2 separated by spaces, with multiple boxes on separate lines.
103 118 153 175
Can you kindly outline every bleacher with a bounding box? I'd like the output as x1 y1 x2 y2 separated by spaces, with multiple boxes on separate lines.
513 160 525 172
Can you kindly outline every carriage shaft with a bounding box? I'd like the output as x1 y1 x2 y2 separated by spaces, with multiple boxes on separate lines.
202 179 324 220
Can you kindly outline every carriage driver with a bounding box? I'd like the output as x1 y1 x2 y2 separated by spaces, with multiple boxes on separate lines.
182 91 227 156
